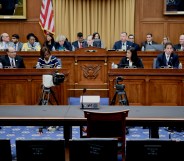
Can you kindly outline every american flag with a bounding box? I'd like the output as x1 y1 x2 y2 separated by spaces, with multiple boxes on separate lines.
39 0 55 34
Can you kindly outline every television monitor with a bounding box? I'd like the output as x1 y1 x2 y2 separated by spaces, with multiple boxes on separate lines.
126 139 184 161
145 44 164 51
16 139 65 161
69 138 118 161
0 139 12 161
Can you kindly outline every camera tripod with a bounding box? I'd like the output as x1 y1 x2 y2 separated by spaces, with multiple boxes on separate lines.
110 88 129 106
38 85 59 105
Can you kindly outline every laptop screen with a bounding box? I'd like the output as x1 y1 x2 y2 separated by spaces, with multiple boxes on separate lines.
145 44 164 51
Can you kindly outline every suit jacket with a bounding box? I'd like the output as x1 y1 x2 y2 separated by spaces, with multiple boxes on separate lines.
113 40 134 50
82 41 101 48
72 41 85 49
15 42 23 51
55 41 72 51
141 41 157 48
0 41 14 50
118 57 144 68
173 44 183 51
132 43 140 51
0 55 25 68
156 53 179 69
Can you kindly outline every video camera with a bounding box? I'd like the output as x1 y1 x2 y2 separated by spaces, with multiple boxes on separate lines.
42 71 65 88
115 76 125 92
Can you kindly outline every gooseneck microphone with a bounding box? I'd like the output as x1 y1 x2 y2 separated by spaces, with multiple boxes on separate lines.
81 88 87 109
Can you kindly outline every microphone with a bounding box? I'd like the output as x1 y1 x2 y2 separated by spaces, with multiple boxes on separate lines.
81 88 87 109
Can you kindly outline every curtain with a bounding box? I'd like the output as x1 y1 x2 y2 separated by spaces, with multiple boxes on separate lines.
53 0 135 49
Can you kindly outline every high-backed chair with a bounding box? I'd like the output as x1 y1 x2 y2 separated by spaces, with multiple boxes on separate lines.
84 110 129 161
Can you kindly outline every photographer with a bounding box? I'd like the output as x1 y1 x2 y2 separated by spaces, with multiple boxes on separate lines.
36 46 61 69
118 47 144 68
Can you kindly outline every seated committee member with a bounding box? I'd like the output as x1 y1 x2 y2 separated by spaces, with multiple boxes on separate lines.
72 32 85 49
55 34 72 51
21 33 41 51
36 46 61 69
161 36 171 45
43 32 56 51
0 33 14 50
118 47 144 68
174 34 184 51
113 32 134 51
83 35 101 48
11 34 23 51
141 33 157 50
156 42 179 69
0 46 25 68
128 34 140 51
0 0 18 15
92 32 104 48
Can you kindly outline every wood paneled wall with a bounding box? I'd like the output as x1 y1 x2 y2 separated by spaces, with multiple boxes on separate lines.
0 0 45 44
135 0 184 45
0 0 183 47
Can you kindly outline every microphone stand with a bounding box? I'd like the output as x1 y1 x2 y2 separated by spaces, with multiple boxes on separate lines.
81 88 87 109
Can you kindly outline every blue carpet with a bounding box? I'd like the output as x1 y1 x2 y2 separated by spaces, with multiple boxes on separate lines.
0 126 184 160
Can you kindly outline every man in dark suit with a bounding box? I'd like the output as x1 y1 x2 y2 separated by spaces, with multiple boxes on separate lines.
156 42 179 69
82 35 101 48
141 33 158 51
11 34 23 51
0 0 18 15
72 32 85 50
113 32 134 51
128 34 140 51
173 34 184 51
0 46 25 68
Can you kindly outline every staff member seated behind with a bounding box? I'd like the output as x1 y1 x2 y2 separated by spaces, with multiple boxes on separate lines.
118 47 144 68
83 35 101 48
21 33 41 51
0 46 25 68
36 46 61 69
156 42 179 69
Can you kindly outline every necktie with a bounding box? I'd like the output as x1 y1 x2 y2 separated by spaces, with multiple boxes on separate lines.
11 59 14 67
4 43 7 49
14 44 17 51
166 55 169 65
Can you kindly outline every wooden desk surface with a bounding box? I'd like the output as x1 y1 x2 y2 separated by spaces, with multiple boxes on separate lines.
0 105 183 127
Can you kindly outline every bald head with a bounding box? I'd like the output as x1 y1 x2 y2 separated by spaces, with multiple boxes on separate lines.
7 47 16 58
1 33 10 42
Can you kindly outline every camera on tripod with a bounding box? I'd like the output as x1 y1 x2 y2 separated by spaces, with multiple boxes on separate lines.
115 76 125 92
42 71 65 88
110 76 129 106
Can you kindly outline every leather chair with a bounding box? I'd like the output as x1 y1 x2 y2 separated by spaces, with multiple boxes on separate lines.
83 110 129 161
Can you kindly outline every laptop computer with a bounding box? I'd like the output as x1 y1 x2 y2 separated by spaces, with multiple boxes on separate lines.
145 44 164 51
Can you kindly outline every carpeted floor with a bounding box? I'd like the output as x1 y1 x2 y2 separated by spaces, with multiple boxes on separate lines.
1 98 184 160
